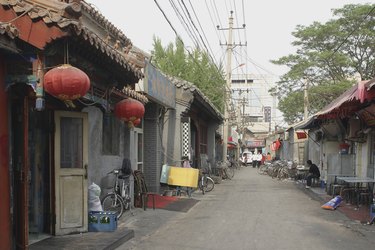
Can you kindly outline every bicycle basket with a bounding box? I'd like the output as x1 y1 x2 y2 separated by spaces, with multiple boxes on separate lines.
101 174 116 189
201 167 209 174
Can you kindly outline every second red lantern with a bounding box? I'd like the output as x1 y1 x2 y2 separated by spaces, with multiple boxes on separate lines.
114 98 145 127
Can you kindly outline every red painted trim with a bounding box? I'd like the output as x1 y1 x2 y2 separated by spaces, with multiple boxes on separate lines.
0 7 67 49
0 56 12 250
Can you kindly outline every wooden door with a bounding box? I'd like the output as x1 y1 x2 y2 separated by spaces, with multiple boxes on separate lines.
54 111 88 235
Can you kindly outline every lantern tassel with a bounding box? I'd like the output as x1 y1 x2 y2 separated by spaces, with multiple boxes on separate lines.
64 100 76 108
127 121 134 129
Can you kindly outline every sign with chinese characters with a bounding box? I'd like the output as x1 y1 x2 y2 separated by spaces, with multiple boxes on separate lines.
144 61 176 108
245 140 265 148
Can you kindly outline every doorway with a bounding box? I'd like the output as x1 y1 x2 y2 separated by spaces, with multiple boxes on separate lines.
54 111 88 235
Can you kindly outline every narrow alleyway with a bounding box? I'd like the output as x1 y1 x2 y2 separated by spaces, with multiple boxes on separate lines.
119 166 375 250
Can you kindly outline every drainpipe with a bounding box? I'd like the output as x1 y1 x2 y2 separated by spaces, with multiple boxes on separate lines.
0 56 11 249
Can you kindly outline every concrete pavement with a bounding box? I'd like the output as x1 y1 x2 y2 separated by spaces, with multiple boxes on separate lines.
30 167 375 250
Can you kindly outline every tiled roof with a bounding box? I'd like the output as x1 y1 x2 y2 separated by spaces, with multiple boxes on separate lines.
0 23 19 38
168 76 224 120
0 0 143 78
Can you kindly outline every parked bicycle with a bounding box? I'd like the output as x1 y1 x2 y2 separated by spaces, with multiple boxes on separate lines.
227 155 240 171
198 167 215 194
101 169 132 219
214 160 234 180
258 162 271 175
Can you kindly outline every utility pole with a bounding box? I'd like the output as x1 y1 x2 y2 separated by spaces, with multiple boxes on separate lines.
218 11 246 162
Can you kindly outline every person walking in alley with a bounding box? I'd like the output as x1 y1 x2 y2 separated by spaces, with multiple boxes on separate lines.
305 160 320 189
255 151 262 168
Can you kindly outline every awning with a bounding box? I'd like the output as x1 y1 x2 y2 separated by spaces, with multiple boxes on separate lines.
315 80 375 119
296 79 375 130
295 116 321 130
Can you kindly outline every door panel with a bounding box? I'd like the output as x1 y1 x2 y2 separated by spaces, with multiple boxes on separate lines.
60 175 84 228
54 111 88 235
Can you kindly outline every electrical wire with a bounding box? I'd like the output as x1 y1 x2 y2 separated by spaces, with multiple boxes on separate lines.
204 0 223 43
233 0 242 43
154 0 226 91
181 0 217 65
169 0 201 48
186 0 217 60
211 0 227 43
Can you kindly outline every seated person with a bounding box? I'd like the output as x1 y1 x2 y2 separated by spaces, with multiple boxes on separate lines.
305 160 320 188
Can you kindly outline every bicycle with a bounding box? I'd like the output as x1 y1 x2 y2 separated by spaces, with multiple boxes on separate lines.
101 169 132 219
258 162 271 175
213 160 234 180
228 155 240 170
198 168 215 194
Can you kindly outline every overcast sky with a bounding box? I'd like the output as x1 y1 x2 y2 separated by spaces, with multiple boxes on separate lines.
86 0 371 77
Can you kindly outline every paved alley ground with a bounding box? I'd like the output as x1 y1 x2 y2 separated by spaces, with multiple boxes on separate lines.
118 166 375 250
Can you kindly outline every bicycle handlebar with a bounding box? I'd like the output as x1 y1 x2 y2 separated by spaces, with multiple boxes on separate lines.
106 169 121 175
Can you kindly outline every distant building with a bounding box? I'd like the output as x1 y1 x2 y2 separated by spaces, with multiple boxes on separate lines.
231 73 283 131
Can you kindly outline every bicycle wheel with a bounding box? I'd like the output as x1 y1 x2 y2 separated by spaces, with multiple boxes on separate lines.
198 176 205 195
233 161 240 170
101 193 124 219
204 177 215 192
122 185 131 211
258 165 268 175
225 167 234 179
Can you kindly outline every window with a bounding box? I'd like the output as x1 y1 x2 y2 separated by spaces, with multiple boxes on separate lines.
60 117 83 168
102 113 120 155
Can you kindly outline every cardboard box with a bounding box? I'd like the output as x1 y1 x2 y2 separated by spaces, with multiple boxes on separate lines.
167 167 199 188
88 211 117 232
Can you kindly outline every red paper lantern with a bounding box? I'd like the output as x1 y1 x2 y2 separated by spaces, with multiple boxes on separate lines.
133 118 141 127
44 64 90 101
114 98 145 128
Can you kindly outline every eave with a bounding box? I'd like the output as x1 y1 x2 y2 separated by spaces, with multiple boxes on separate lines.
0 0 143 81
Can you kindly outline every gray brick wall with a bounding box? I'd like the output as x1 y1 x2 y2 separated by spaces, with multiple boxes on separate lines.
143 102 162 193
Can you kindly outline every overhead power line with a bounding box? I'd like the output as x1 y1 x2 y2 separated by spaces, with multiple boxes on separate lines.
181 0 216 62
153 0 227 90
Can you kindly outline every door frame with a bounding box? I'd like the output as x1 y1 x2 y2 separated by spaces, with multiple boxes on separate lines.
54 111 88 235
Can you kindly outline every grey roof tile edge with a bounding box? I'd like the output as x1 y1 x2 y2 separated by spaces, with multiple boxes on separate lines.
167 75 223 119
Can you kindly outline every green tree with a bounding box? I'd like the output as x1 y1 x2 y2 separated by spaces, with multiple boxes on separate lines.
151 37 226 112
271 3 375 124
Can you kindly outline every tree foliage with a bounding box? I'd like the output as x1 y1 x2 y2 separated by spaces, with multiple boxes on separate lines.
271 4 375 124
151 37 226 112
